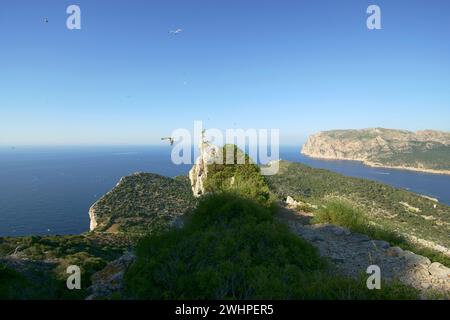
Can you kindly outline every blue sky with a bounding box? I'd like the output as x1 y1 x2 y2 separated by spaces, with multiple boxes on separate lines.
1 0 449 145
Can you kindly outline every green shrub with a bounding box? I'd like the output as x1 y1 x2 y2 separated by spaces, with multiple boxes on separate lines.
124 194 418 299
313 200 405 243
204 145 272 205
0 264 28 299
296 203 314 213
267 161 450 251
313 200 367 230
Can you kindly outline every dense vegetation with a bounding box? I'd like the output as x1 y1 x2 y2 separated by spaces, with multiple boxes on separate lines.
124 193 417 299
0 264 32 299
267 161 450 265
314 200 406 247
204 145 272 204
0 233 131 299
374 143 450 171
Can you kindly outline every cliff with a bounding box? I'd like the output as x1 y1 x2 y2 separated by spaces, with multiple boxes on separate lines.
302 128 450 174
89 173 197 234
189 139 220 197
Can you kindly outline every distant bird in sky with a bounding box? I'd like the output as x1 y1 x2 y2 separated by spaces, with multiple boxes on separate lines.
169 28 183 35
44 17 49 23
161 137 175 146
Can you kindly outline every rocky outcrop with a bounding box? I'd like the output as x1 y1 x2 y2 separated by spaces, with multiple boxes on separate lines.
285 196 318 210
189 133 221 197
88 207 98 231
286 196 302 208
301 128 450 174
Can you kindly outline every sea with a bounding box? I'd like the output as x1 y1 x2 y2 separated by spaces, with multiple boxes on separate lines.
0 145 449 237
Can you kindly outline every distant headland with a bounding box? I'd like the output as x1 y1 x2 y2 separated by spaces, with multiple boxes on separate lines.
302 128 450 175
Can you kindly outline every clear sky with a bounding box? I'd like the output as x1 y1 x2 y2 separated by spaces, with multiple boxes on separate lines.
1 0 449 145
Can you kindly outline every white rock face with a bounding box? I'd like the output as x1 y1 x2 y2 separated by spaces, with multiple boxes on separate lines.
89 206 98 231
88 177 126 232
286 196 302 208
189 134 220 197
428 262 450 278
302 128 450 164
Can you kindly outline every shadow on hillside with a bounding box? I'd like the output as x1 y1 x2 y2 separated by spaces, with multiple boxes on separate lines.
276 205 313 225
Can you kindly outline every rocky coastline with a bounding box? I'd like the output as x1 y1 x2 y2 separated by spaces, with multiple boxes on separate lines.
301 128 450 175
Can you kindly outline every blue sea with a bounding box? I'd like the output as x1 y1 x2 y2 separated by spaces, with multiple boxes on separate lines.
0 146 449 237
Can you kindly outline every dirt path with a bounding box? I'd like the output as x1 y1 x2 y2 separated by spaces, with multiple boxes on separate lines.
277 205 450 298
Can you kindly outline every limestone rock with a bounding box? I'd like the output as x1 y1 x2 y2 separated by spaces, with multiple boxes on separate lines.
188 132 221 197
371 240 390 250
286 196 301 208
189 144 220 197
404 253 431 267
386 246 404 257
428 262 450 279
88 206 98 231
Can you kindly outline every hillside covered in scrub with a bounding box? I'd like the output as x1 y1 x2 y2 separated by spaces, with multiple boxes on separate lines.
266 161 450 258
123 193 416 299
123 146 418 299
1 145 449 299
0 174 197 299
302 128 450 174
89 173 197 234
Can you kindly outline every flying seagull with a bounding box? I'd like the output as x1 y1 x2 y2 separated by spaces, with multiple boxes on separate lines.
161 137 175 146
169 28 182 34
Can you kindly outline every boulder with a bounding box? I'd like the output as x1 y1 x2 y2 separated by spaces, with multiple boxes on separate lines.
371 240 390 250
428 262 450 279
286 196 301 208
189 136 220 197
386 246 404 257
404 253 431 267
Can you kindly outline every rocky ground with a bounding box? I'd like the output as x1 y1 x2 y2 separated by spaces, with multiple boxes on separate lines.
277 206 450 298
